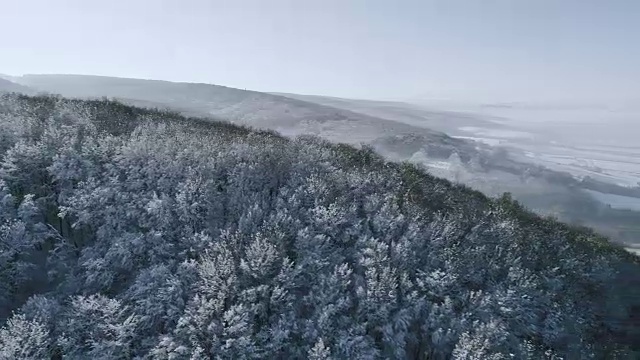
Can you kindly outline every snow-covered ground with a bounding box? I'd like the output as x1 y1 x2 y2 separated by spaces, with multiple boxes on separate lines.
508 145 640 188
452 105 640 188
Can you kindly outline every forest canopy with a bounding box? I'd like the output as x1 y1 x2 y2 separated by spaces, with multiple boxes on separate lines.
0 93 638 359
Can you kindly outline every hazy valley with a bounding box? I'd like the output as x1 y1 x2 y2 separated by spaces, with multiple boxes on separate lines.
4 74 639 249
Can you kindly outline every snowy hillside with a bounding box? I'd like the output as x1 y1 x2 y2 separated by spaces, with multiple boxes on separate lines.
272 92 504 135
0 78 34 94
14 74 442 145
10 74 640 247
0 93 638 358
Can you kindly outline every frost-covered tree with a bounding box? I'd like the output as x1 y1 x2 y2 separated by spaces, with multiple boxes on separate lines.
58 295 138 359
0 93 637 359
0 313 51 360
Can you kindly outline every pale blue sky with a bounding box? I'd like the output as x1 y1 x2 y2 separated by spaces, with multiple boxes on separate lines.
1 0 639 103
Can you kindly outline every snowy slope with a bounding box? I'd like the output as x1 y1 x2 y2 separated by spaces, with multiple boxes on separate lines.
272 92 503 135
15 74 443 145
13 74 640 246
0 78 34 94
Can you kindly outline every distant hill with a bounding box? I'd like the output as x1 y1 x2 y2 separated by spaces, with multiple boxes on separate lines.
15 74 445 145
272 92 504 135
0 78 34 94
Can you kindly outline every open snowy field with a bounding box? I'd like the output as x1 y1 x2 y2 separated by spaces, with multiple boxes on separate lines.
449 105 640 249
452 105 640 188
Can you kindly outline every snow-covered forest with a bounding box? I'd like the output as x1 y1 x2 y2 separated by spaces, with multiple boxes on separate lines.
0 93 638 359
